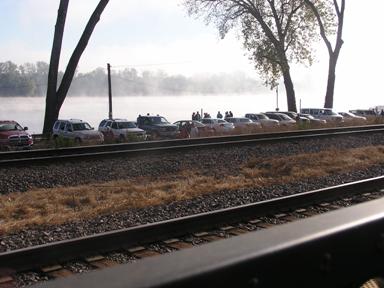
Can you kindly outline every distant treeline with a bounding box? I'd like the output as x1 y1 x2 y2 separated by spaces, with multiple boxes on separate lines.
0 61 265 97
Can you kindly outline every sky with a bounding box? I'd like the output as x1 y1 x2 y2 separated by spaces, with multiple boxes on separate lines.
0 0 383 111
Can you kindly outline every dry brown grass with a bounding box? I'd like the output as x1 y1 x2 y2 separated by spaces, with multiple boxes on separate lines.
1 145 384 234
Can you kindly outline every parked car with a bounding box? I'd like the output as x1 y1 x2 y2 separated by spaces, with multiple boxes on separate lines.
339 112 367 121
173 120 214 138
277 111 310 124
264 112 296 126
200 118 235 133
298 113 327 125
349 109 377 117
300 108 343 122
0 120 33 150
136 115 178 140
52 119 104 144
225 117 262 129
244 113 279 128
98 119 146 142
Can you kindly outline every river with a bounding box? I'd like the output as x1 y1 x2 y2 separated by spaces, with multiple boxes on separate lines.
0 94 278 134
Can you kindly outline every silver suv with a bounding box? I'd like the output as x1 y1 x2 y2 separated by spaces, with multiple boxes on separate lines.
52 119 104 144
98 119 146 142
300 108 343 122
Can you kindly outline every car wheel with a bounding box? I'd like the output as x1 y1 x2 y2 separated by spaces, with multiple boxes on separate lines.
74 137 82 145
118 134 125 143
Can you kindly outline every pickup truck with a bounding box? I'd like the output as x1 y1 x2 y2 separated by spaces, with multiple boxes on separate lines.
0 120 33 150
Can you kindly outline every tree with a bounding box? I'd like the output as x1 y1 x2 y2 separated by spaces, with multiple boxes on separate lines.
184 0 320 112
304 0 345 108
42 0 109 134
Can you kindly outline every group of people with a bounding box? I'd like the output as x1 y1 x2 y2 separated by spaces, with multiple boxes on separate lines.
191 110 234 120
191 111 202 121
215 111 233 119
224 111 233 119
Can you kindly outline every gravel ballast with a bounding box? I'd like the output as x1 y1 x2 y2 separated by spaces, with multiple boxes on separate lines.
0 132 384 252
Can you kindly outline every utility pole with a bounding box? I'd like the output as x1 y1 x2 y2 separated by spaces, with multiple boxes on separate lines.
107 63 113 119
275 84 279 112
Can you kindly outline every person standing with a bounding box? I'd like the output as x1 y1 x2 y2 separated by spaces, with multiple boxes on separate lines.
217 111 223 119
196 111 201 121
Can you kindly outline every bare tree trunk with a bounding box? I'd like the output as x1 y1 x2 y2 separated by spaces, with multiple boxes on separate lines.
42 0 69 135
283 70 297 112
42 0 109 135
279 52 297 112
324 56 336 108
304 0 345 109
56 0 109 111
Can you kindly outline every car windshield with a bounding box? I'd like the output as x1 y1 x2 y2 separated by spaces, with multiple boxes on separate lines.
117 121 136 129
256 114 268 120
323 110 338 115
0 123 23 131
201 119 212 124
151 117 169 124
193 121 205 127
72 122 92 131
303 114 315 120
280 114 292 120
266 114 279 120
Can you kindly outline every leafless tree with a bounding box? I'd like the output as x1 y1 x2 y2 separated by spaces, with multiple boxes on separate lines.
304 0 345 109
43 0 109 134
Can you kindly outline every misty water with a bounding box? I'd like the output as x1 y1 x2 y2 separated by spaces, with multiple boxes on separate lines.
0 94 279 134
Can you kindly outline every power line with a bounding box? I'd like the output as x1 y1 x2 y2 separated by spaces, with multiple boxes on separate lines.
111 60 195 69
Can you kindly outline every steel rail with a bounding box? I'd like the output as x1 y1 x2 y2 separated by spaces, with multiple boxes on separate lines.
0 125 384 166
1 176 384 274
34 192 384 288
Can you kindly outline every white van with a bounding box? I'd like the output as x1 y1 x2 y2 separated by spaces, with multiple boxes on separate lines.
300 108 343 122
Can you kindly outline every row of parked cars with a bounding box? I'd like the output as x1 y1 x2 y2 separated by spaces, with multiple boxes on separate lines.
0 108 370 150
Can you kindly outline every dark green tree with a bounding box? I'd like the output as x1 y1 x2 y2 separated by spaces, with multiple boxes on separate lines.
184 0 323 112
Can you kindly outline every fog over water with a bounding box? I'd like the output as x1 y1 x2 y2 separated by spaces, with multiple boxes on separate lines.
1 94 276 134
0 93 378 134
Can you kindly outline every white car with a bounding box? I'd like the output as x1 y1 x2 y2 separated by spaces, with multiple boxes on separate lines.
244 113 279 128
299 113 327 125
98 119 146 142
338 112 367 122
301 108 343 122
52 119 104 144
225 117 262 129
200 118 235 133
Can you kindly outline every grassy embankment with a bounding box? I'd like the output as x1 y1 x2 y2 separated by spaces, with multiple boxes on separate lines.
0 145 384 234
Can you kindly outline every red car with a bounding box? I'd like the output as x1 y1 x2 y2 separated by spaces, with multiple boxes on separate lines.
0 120 33 150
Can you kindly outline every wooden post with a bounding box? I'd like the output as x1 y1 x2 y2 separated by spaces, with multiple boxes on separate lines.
107 63 113 119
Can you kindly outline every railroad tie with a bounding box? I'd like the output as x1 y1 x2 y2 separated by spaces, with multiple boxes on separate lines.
85 255 118 269
40 265 73 279
127 246 161 259
163 239 194 250
0 275 14 288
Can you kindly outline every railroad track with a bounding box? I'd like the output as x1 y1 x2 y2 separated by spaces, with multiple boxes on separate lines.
0 124 384 167
1 176 384 287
